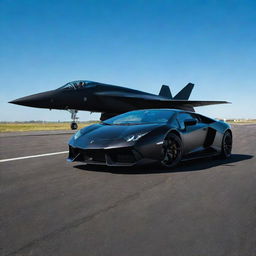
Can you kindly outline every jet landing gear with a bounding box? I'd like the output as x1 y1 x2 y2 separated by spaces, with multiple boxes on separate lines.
71 122 78 130
68 109 79 130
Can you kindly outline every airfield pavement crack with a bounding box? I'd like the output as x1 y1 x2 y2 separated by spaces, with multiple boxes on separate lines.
5 176 171 256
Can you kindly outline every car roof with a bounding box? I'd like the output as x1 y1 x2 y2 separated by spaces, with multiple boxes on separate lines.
131 108 213 119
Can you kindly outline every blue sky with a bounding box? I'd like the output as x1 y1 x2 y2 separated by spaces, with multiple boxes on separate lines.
0 0 255 121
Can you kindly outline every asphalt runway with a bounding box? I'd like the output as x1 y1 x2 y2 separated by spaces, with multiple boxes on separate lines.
1 125 255 256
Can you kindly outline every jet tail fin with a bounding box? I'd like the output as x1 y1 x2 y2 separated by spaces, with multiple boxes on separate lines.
174 83 194 100
159 85 172 99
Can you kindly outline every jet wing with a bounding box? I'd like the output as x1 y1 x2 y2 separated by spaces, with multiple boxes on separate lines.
171 100 230 107
95 91 230 110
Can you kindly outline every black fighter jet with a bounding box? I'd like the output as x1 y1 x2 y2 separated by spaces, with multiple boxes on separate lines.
9 80 228 129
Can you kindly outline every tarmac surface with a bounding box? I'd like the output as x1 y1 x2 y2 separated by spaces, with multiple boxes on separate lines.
0 125 255 256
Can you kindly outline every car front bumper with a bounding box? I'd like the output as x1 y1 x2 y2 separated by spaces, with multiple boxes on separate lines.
67 145 153 166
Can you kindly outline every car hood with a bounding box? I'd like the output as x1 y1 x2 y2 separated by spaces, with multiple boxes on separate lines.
69 123 164 148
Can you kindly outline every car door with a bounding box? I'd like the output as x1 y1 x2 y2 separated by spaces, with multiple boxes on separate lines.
176 112 208 154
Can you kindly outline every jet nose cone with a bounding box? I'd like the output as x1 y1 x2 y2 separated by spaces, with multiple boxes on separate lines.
9 99 18 104
9 91 55 108
9 97 29 105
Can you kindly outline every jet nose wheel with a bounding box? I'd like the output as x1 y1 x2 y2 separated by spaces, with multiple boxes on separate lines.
68 109 79 130
71 122 78 130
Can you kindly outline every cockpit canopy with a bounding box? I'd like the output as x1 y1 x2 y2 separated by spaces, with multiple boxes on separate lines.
58 80 98 90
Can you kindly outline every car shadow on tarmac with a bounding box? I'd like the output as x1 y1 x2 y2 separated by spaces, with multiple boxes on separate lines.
73 154 254 175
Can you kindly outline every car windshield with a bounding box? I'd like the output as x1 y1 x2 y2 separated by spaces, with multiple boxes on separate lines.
103 110 175 125
58 80 97 90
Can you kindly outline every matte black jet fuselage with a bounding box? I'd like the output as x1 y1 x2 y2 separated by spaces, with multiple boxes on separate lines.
10 81 179 113
9 80 229 119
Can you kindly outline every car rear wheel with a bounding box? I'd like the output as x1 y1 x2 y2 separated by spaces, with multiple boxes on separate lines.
220 130 232 159
161 133 183 168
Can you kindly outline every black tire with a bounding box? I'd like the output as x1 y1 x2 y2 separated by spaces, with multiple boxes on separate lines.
71 122 78 130
220 130 232 159
161 133 183 168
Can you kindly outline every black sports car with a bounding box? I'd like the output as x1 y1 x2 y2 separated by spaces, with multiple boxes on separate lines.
68 109 232 167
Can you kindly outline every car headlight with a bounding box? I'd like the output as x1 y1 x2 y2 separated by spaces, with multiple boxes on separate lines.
74 129 84 140
124 132 147 142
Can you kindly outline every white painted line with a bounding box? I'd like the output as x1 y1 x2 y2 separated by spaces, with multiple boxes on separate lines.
0 151 69 163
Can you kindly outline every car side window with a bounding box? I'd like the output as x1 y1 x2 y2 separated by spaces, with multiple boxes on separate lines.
192 114 201 123
176 113 195 129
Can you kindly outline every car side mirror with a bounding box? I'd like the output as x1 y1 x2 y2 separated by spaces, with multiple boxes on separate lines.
184 118 197 127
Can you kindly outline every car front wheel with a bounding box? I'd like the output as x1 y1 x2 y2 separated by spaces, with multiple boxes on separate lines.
161 133 183 168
